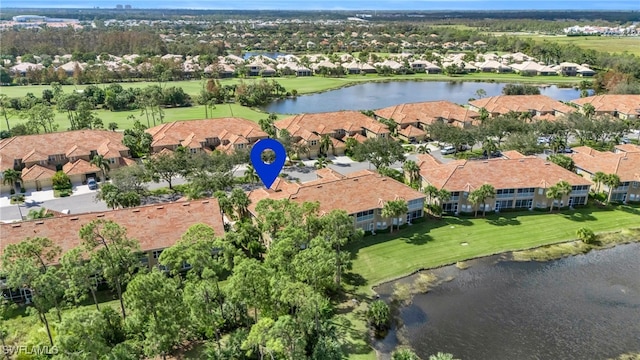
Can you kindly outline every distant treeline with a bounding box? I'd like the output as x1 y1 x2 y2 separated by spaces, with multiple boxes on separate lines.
0 9 638 22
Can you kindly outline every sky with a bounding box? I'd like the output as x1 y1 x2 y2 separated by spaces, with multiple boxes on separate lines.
1 0 639 10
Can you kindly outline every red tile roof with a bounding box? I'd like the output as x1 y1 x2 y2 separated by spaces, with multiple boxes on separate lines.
275 111 389 137
0 199 225 265
146 118 268 149
569 147 640 182
469 95 575 118
248 168 424 216
375 101 478 127
0 130 130 171
570 95 640 116
63 159 100 176
21 164 56 181
417 153 591 191
398 125 427 138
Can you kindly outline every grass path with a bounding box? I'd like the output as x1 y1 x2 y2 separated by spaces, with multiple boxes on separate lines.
348 205 640 288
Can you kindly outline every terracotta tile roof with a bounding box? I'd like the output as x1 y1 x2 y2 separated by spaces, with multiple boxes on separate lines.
65 144 91 157
417 153 591 191
0 130 130 172
569 147 640 182
248 168 425 216
570 95 640 116
275 111 389 137
501 150 533 159
147 118 267 150
469 95 575 117
0 199 225 265
63 159 100 176
398 125 427 138
375 101 478 127
21 164 56 181
614 144 640 153
344 133 368 143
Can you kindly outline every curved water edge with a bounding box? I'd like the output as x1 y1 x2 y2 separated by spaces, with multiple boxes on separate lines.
262 80 584 114
371 241 640 360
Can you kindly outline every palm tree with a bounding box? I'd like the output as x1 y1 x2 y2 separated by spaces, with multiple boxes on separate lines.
592 171 607 194
476 184 496 217
550 136 566 154
345 137 358 157
423 184 439 205
546 185 562 212
314 157 332 169
435 189 451 218
402 160 420 189
89 154 110 183
2 169 22 192
469 190 482 217
381 200 408 233
318 134 334 157
604 173 621 203
482 137 498 158
230 187 251 221
416 145 431 154
244 164 259 184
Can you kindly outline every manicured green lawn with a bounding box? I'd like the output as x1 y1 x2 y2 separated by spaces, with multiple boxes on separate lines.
0 71 582 100
1 103 281 132
496 34 640 56
347 204 640 289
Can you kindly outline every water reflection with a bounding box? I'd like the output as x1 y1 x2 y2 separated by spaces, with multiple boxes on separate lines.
263 81 582 114
374 243 640 360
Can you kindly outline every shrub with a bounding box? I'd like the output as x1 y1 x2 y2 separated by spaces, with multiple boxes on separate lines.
392 348 421 360
19 187 25 193
577 227 597 244
367 300 390 333
52 171 72 191
9 188 15 195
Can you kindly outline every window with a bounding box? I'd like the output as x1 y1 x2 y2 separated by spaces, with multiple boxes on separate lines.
356 209 374 222
152 250 163 259
571 185 589 192
109 157 117 164
190 148 198 154
633 182 639 188
496 200 513 209
408 199 423 209
236 144 245 149
515 199 532 209
517 188 535 194
310 140 318 146
496 189 515 195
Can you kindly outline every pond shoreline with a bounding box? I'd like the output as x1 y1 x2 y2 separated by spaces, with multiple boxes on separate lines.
369 229 640 359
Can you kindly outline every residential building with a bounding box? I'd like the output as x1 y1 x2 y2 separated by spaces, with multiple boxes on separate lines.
569 146 640 203
248 168 426 233
415 152 592 214
146 118 268 154
0 130 134 192
570 95 640 120
374 101 480 142
468 95 575 120
0 199 226 302
274 111 389 157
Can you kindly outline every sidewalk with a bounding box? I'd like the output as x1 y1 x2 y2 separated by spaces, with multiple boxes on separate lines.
0 184 96 207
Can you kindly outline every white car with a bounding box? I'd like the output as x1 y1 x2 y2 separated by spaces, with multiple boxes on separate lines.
441 146 456 155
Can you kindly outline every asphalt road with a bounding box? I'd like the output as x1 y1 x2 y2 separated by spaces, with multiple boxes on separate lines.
0 155 416 222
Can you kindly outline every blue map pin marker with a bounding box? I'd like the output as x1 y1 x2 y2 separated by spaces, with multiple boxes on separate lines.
250 138 287 189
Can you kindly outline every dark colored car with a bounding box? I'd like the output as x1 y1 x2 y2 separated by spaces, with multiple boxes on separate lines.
87 177 98 190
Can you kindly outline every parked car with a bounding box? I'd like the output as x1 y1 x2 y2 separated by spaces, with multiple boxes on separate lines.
441 146 456 155
621 137 631 144
558 147 573 154
87 177 98 190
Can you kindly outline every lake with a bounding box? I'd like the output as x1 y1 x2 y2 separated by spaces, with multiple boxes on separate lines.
262 81 583 114
374 243 640 360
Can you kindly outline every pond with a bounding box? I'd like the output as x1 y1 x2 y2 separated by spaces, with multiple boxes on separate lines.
374 242 640 360
262 81 583 114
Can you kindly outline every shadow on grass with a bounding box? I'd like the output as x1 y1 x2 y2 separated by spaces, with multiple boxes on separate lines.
618 204 640 216
486 214 521 226
562 211 597 222
404 232 433 245
343 272 367 287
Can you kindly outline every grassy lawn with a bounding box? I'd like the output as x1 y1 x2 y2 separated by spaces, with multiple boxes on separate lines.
338 204 639 359
347 204 640 290
1 103 280 132
0 71 583 100
493 34 640 56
